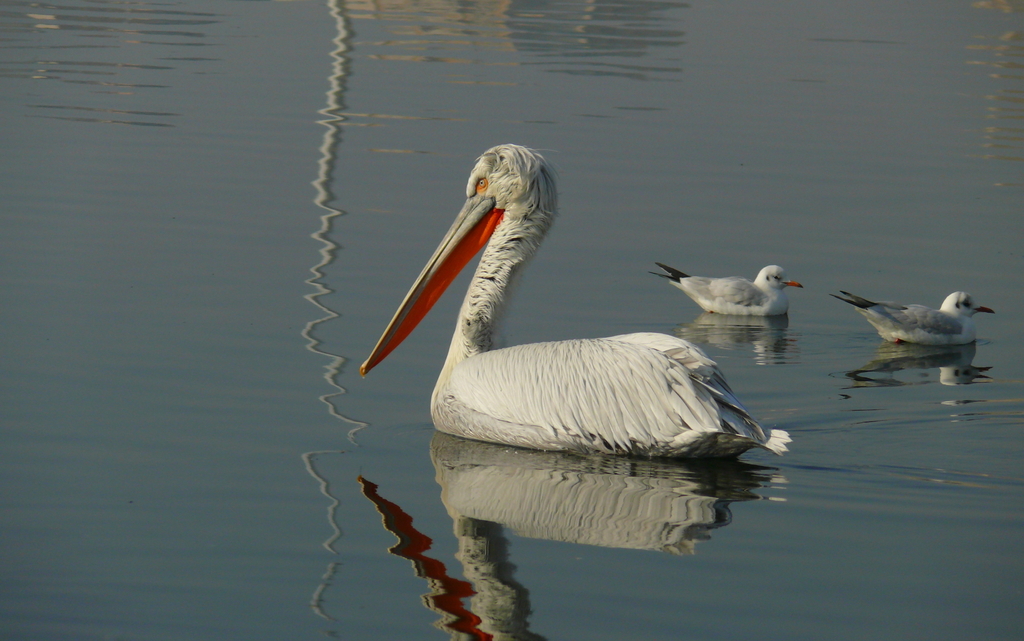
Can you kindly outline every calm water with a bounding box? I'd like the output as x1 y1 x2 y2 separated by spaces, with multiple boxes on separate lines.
2 0 1023 639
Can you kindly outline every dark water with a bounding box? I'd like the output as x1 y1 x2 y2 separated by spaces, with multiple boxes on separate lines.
2 1 1022 639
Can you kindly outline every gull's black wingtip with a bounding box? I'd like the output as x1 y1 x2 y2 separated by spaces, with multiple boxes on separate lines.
652 262 689 282
831 291 876 309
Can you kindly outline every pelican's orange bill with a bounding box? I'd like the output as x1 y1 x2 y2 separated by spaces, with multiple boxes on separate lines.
360 205 505 376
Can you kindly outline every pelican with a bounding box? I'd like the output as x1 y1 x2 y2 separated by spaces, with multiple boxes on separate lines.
361 144 790 458
831 290 994 345
652 263 803 316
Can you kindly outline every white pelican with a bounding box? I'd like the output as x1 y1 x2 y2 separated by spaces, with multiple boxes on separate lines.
361 144 790 458
831 290 994 345
653 263 802 316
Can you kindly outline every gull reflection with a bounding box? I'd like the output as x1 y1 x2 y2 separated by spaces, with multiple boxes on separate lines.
672 313 798 365
842 342 992 388
359 435 783 640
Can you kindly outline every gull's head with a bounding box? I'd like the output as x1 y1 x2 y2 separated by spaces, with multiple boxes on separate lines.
467 144 557 222
942 291 994 317
756 265 803 291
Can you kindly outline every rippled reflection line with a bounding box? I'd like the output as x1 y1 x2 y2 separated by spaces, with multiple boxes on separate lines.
5 0 219 18
967 8 1024 170
301 1 374 630
27 113 173 126
350 0 688 81
29 60 175 69
14 23 212 38
2 1 226 128
309 561 342 622
302 451 346 554
29 103 176 116
303 0 368 439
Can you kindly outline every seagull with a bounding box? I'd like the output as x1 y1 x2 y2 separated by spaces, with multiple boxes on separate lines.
831 290 994 345
652 263 803 316
361 144 790 458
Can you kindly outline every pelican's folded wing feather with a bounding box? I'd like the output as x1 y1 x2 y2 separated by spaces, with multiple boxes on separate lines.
437 333 777 457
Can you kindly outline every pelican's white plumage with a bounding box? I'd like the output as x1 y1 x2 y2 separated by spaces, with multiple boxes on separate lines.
831 290 994 345
653 263 802 316
362 144 790 458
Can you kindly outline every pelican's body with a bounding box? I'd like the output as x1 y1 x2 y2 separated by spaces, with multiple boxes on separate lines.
831 290 993 345
362 145 790 458
653 263 802 316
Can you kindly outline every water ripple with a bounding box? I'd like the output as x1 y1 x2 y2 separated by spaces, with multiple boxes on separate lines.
0 0 222 127
352 0 689 81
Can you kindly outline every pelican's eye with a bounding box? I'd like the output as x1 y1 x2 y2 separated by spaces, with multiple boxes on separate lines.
476 177 489 194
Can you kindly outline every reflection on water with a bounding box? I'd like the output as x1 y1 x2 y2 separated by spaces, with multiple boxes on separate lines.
338 0 689 139
430 432 782 555
501 0 687 79
359 474 518 640
968 1 1024 182
974 0 1024 10
671 312 799 365
840 342 992 388
349 0 685 79
356 433 783 640
303 0 369 436
0 0 220 126
2 0 1020 637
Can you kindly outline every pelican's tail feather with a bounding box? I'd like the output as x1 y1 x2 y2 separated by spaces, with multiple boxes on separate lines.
763 429 791 455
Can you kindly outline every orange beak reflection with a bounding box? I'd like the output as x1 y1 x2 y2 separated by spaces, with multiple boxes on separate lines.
361 195 505 376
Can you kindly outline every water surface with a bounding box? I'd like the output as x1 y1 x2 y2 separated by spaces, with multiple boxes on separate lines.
2 1 1022 639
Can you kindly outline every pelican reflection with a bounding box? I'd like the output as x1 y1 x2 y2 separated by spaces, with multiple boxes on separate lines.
358 435 783 639
431 432 782 555
842 342 991 388
672 312 798 365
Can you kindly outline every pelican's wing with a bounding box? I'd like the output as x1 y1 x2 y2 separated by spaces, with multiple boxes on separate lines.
438 333 783 457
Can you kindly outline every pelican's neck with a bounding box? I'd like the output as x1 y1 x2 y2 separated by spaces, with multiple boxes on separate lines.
433 207 552 400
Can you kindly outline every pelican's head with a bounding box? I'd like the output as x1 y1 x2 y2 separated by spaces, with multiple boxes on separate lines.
361 145 557 376
755 265 803 291
941 291 994 317
466 144 557 222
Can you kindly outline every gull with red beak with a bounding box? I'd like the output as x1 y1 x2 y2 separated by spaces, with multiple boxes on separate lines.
831 290 994 345
652 263 803 316
361 144 790 458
